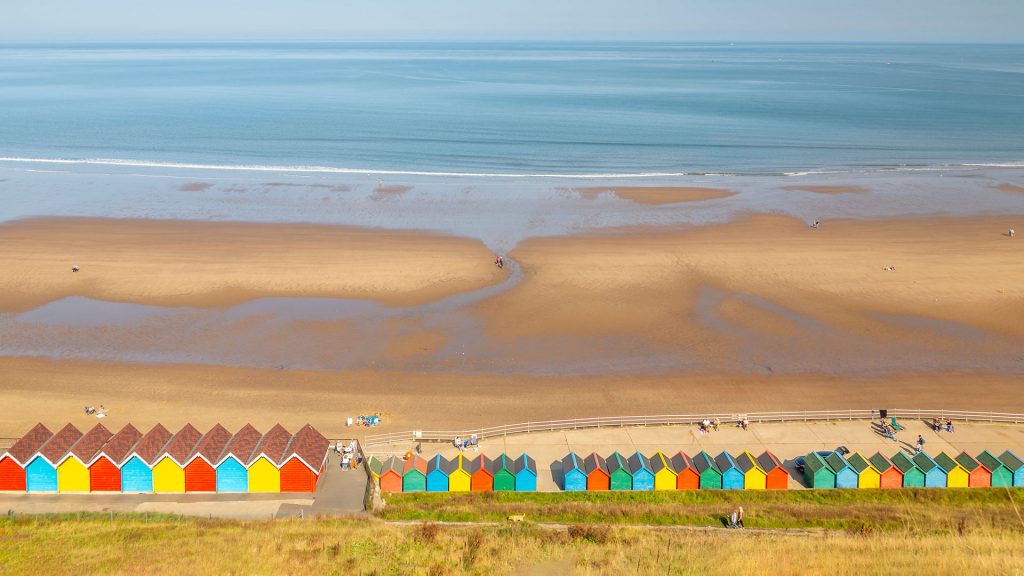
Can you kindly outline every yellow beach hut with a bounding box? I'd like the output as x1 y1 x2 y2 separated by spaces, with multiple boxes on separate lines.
247 424 292 493
934 452 969 488
153 424 201 493
649 451 678 491
735 451 767 490
846 453 881 489
448 454 473 492
57 424 112 492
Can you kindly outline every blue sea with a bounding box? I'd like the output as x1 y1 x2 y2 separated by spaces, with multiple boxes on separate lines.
1 42 1022 176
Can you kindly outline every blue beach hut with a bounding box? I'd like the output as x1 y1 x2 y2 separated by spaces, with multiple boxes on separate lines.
514 454 537 492
121 424 172 493
426 454 450 492
560 452 587 491
998 451 1024 487
215 424 261 493
912 452 947 488
825 452 858 489
627 452 655 491
714 452 744 490
26 424 83 493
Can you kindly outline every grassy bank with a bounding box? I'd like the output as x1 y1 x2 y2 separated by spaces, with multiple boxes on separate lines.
378 488 1024 532
2 514 1024 575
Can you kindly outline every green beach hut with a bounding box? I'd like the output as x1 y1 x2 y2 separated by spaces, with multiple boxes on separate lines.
402 454 427 492
490 454 516 492
692 451 722 490
912 452 947 488
997 451 1024 487
890 452 925 488
803 452 835 489
976 450 1013 488
606 452 634 491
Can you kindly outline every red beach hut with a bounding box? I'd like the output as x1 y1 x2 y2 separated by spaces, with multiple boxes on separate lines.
379 456 404 493
583 452 610 491
869 452 904 489
670 452 700 490
469 454 494 491
756 451 789 490
279 424 329 493
184 424 233 493
0 423 53 491
956 452 992 488
88 424 142 492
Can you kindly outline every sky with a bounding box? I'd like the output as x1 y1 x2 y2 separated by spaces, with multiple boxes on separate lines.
3 0 1023 43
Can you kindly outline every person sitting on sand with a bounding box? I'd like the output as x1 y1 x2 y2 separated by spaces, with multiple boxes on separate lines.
71 265 79 273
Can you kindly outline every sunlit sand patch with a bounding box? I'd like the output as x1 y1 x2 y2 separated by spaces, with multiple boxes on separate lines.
576 186 735 205
997 183 1024 193
782 185 868 195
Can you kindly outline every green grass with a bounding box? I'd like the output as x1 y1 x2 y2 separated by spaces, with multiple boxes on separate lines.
378 487 1024 531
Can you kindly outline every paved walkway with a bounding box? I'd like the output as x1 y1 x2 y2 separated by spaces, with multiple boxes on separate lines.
367 419 1024 492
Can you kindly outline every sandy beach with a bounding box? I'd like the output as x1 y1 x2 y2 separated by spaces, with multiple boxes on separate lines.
576 186 735 205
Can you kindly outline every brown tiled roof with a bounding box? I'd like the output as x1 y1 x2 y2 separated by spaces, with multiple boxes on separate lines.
132 424 173 465
216 424 262 466
37 424 83 464
5 423 53 465
65 423 113 464
248 424 292 466
161 424 202 465
283 424 329 472
187 424 232 465
95 424 143 466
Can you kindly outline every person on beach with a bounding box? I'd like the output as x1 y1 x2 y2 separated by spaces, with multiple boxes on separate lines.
71 264 79 273
915 435 925 454
713 418 720 432
1010 228 1015 238
946 418 954 433
728 510 738 529
737 506 745 528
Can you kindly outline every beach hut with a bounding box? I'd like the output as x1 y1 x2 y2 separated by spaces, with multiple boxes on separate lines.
627 452 655 491
247 424 292 493
912 452 947 488
756 451 789 490
976 451 1013 488
449 454 472 492
88 424 141 492
825 452 858 489
998 451 1024 487
426 454 449 492
57 424 112 492
120 424 172 493
934 452 969 488
606 452 634 491
890 452 925 488
955 452 991 488
802 452 834 489
735 451 767 490
184 424 232 493
26 424 82 493
379 456 404 493
214 424 261 493
490 454 516 491
693 451 723 490
368 456 384 481
513 454 537 492
670 452 700 490
868 452 904 489
153 424 201 493
280 424 329 493
469 454 493 491
650 451 678 491
714 452 744 490
403 455 428 492
583 452 610 491
0 423 52 492
560 452 587 491
846 453 881 489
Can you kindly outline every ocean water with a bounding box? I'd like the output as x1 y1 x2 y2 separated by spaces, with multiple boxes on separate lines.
1 42 1022 176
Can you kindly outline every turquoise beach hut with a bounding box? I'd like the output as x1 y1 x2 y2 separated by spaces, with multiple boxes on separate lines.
912 452 947 488
120 424 172 493
998 451 1024 487
214 424 261 493
627 452 654 491
26 424 83 493
513 454 537 491
802 452 835 489
606 452 634 490
714 452 744 490
490 454 516 492
426 454 450 492
825 452 858 489
560 452 587 492
693 451 723 489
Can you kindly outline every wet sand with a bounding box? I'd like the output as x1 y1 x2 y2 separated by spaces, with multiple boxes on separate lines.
782 185 868 195
998 183 1024 193
576 186 735 205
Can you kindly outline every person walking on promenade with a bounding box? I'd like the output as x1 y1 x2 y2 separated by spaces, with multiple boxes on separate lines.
737 506 745 528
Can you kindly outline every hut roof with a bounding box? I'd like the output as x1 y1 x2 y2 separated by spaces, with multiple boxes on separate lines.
282 424 329 472
186 424 233 467
368 456 384 476
489 454 513 474
976 451 1006 473
671 452 695 473
382 456 403 476
583 453 608 476
561 452 583 472
890 452 920 474
4 423 53 466
131 424 173 465
734 451 761 474
693 451 718 474
999 450 1024 472
37 424 83 465
216 424 262 466
426 454 448 475
94 424 143 466
804 452 829 474
650 451 673 474
160 424 202 466
824 452 851 473
248 424 292 466
756 451 782 472
868 452 895 473
933 452 962 473
404 454 429 475
451 454 471 473
468 454 492 475
954 452 983 473
714 452 737 472
627 452 652 474
912 452 938 473
64 423 113 464
606 452 631 475
514 454 537 475
846 453 876 475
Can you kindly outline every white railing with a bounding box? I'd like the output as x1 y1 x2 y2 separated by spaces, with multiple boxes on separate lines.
362 409 1024 447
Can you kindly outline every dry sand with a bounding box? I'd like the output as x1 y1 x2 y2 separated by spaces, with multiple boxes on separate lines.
782 185 868 195
0 218 504 312
576 186 735 205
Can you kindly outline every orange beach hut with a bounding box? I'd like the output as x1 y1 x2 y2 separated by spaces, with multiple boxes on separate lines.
0 423 53 492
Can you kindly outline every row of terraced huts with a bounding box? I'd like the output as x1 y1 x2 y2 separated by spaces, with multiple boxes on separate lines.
558 451 789 491
803 450 1024 489
372 454 538 492
0 423 330 493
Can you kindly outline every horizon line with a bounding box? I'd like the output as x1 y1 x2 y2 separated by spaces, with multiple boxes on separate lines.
1 39 1023 46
